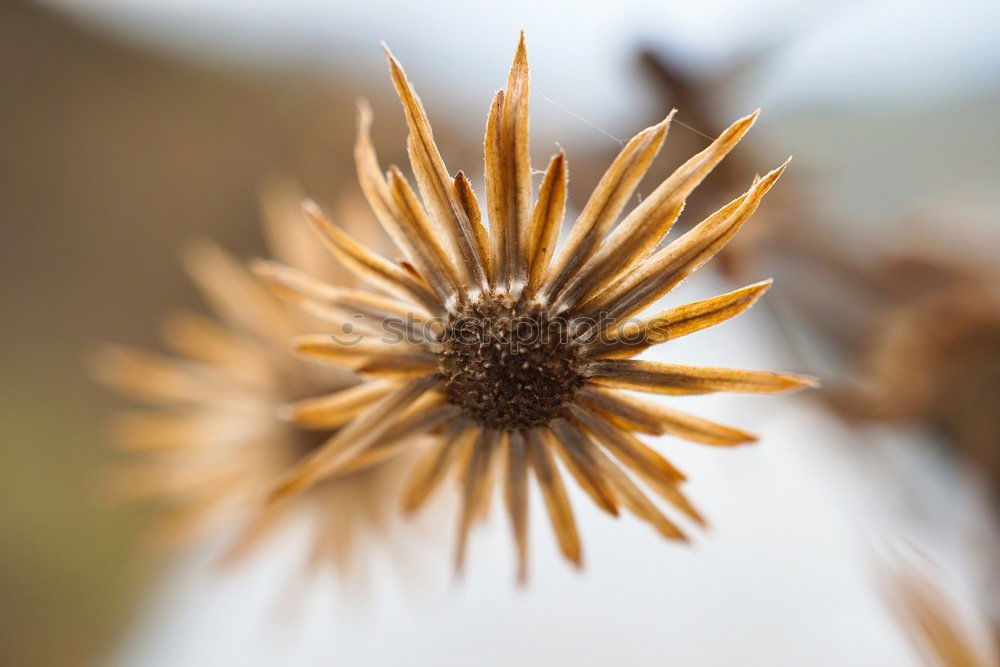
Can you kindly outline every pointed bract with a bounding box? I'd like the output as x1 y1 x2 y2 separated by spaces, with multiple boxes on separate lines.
526 150 568 298
543 112 673 298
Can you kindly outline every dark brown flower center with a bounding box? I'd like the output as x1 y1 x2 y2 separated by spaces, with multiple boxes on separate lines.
438 298 586 429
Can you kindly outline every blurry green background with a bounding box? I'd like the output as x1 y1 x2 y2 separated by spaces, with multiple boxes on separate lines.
0 1 404 662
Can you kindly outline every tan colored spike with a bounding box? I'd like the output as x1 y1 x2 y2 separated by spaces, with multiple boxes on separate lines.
526 150 567 298
160 310 261 373
566 402 687 481
576 385 757 446
589 359 818 395
284 380 398 429
543 112 673 298
267 376 437 504
110 412 215 452
593 280 772 356
401 420 478 513
182 240 295 347
334 400 461 476
588 444 687 541
583 160 788 322
554 111 760 312
504 430 530 583
453 171 492 285
485 32 532 289
302 200 441 313
382 49 488 289
548 419 619 515
92 345 221 404
525 428 581 567
455 429 501 572
251 259 434 346
385 165 463 300
567 405 704 526
292 334 437 376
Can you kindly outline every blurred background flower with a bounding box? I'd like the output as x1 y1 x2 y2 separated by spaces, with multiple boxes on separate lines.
1 0 997 664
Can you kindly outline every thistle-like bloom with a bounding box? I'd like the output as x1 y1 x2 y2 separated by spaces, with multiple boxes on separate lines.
257 34 814 580
94 185 406 573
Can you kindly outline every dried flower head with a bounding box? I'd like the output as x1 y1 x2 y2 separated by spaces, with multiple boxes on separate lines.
858 256 1000 488
94 183 406 574
256 33 815 581
789 243 1000 498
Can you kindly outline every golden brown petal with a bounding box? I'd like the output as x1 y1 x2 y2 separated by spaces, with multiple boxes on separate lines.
592 280 772 358
160 310 253 367
181 240 296 348
582 160 788 322
398 259 424 284
354 103 461 302
257 177 357 286
110 411 228 451
385 165 464 301
525 150 567 299
525 428 581 567
567 405 703 525
303 478 384 577
251 259 434 343
553 111 759 312
107 459 256 503
504 430 530 583
475 432 506 524
566 402 686 482
382 51 488 290
292 334 438 377
503 32 532 284
354 100 401 227
284 379 398 429
588 359 818 395
401 419 478 513
485 33 532 289
268 375 438 504
454 171 492 285
159 311 274 388
484 90 507 284
542 113 672 298
574 385 663 434
547 419 620 515
254 283 381 337
587 444 687 541
455 428 502 572
92 345 224 404
651 482 705 528
302 200 442 314
334 400 462 476
576 385 756 446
